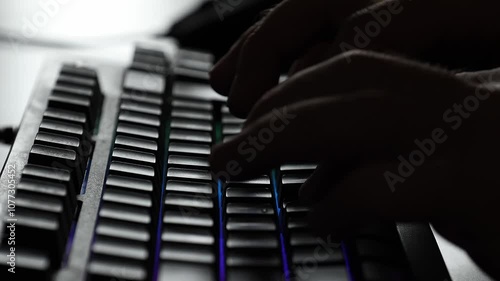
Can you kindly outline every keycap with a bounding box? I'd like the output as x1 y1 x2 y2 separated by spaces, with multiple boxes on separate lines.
226 268 282 281
35 132 89 157
92 236 149 261
88 255 147 281
168 155 209 168
163 210 214 228
131 61 168 75
177 49 213 70
282 173 309 185
115 135 158 152
223 124 243 135
162 226 214 245
22 164 75 192
61 64 98 79
225 186 273 200
48 91 95 127
112 148 156 165
103 188 152 208
57 74 98 91
16 192 70 232
169 129 212 143
226 203 275 216
17 178 76 216
172 99 213 111
160 243 215 264
287 216 308 230
43 107 88 130
106 175 153 193
167 168 212 181
122 91 164 106
116 122 159 139
28 145 84 185
0 248 51 279
158 262 215 281
99 202 151 224
95 219 150 242
227 232 279 249
290 231 318 246
285 202 310 214
226 250 281 267
280 163 317 172
171 108 213 121
119 110 161 127
166 180 214 195
291 247 344 264
109 161 155 179
226 217 276 231
121 100 162 116
123 70 166 95
174 67 210 82
222 115 245 124
170 118 212 132
168 142 210 155
164 193 214 210
227 176 271 185
39 118 86 139
56 75 101 107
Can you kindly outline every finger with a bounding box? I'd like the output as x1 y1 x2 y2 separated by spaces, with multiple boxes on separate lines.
215 0 370 117
299 160 359 205
246 50 474 125
288 41 335 76
210 90 451 179
308 158 458 236
210 24 261 95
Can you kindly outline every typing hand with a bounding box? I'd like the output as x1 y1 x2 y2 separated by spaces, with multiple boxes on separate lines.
209 0 500 278
210 0 500 118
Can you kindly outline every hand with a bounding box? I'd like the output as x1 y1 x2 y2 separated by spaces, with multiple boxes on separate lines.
210 50 500 279
210 0 500 118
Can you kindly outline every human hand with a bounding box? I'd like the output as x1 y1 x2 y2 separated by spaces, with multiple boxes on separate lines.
210 50 500 279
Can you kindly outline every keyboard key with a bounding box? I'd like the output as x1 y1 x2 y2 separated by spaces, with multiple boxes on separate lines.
168 155 209 168
170 118 212 132
291 246 344 264
166 180 214 195
35 132 88 156
162 226 214 245
171 108 213 121
17 178 76 216
226 202 275 216
226 250 281 267
88 255 147 281
0 248 51 279
103 188 152 208
39 118 85 138
222 124 243 135
289 266 349 281
92 236 149 261
117 122 159 139
106 175 153 193
109 161 155 179
28 145 84 185
123 70 166 95
226 267 282 281
121 99 162 116
227 176 271 185
164 193 214 210
99 202 151 224
122 91 163 106
16 192 69 231
158 262 215 281
22 164 76 192
48 91 95 127
115 135 158 152
61 64 98 79
112 148 156 165
282 173 309 185
167 168 212 182
119 110 161 127
280 163 317 172
95 219 150 242
290 231 318 246
43 107 88 130
163 210 214 228
226 217 276 232
168 142 210 155
172 99 213 111
169 129 212 143
225 186 273 200
227 232 279 249
160 243 215 264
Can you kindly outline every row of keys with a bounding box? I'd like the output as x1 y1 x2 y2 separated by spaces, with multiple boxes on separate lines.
158 97 218 281
0 64 103 279
88 47 168 281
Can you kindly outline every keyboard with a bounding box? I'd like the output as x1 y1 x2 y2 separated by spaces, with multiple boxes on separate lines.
0 39 451 281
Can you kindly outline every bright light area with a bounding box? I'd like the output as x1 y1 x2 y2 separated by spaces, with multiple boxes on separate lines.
0 0 202 43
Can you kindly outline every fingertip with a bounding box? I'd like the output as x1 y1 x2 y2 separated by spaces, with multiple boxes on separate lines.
209 58 233 96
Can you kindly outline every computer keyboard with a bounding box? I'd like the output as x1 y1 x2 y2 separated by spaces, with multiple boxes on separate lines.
0 39 451 281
